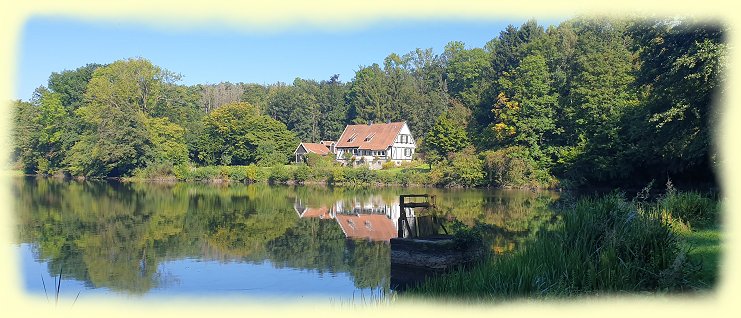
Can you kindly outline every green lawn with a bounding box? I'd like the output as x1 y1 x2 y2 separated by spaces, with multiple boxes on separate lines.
380 162 430 174
680 227 722 289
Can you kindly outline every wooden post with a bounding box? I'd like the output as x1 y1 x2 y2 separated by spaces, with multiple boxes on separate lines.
398 195 406 238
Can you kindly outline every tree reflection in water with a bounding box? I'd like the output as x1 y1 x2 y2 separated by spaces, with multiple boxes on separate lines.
14 177 558 296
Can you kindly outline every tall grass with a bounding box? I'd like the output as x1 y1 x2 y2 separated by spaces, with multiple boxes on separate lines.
658 190 719 229
406 193 700 300
41 265 82 307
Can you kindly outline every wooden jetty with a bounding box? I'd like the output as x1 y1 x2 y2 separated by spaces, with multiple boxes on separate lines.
390 194 484 291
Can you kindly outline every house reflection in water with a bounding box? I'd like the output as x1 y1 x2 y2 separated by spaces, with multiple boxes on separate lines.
293 196 413 241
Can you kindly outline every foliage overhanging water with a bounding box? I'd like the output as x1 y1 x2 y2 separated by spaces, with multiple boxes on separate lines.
13 176 559 301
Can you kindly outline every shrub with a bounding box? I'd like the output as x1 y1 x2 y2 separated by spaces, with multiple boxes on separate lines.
312 167 333 182
435 147 483 187
293 164 311 183
306 153 336 168
481 146 534 188
381 160 397 170
268 165 291 183
173 163 192 180
374 170 396 185
188 166 221 181
132 162 177 180
225 166 250 183
244 165 259 183
329 167 346 184
659 191 719 229
345 166 375 185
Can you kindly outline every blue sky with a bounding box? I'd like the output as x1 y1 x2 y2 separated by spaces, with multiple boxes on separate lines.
17 16 564 101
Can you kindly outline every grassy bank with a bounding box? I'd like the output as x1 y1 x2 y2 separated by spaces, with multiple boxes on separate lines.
403 190 721 301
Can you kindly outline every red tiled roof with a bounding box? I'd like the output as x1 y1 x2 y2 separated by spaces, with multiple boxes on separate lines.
335 214 397 241
300 143 331 155
334 122 405 151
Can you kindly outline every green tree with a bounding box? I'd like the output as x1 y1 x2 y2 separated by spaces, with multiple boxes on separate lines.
626 19 726 182
47 63 103 110
406 48 449 135
143 116 189 165
486 20 546 77
197 102 298 166
442 42 495 147
557 18 639 182
241 83 270 112
443 42 492 109
424 111 470 164
348 64 389 124
491 54 558 167
266 81 321 142
11 88 74 174
317 74 350 140
66 58 187 177
11 99 39 172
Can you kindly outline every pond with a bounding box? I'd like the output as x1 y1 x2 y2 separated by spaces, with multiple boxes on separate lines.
11 176 560 302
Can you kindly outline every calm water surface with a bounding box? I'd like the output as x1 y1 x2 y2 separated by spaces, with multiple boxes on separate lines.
13 176 559 302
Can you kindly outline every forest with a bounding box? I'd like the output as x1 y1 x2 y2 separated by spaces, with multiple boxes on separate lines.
10 16 726 189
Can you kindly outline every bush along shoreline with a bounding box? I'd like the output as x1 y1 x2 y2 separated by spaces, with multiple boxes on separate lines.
122 162 555 189
403 187 721 300
97 149 559 189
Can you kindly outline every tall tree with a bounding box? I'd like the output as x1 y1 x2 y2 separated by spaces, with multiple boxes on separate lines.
348 64 389 124
424 111 470 165
625 19 726 182
266 80 321 142
47 63 103 111
66 58 187 177
196 102 298 166
486 20 546 77
317 75 350 140
558 18 639 181
198 82 244 113
241 83 270 112
491 54 558 167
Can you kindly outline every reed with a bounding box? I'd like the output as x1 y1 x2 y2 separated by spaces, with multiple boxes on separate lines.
406 193 702 300
40 264 82 307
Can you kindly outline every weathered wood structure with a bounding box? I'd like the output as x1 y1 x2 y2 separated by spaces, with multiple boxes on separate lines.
390 194 484 291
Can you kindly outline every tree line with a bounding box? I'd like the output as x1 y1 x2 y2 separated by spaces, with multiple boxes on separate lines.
11 16 725 188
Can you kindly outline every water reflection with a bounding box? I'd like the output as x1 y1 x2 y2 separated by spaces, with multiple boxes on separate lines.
13 177 559 298
294 195 406 241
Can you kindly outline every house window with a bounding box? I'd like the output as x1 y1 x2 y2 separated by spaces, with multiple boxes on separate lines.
400 134 412 144
364 133 375 142
348 133 357 142
404 148 412 157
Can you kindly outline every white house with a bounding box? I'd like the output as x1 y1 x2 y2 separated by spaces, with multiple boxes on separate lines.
333 121 416 167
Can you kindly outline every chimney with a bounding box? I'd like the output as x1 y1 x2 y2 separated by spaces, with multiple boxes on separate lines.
367 120 372 125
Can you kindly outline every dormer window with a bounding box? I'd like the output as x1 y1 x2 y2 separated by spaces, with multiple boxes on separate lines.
364 132 375 142
348 133 357 142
